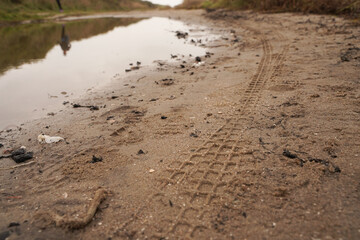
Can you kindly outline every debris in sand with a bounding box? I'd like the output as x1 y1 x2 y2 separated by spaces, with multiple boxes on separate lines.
155 78 174 86
195 56 201 62
340 47 360 62
149 169 155 173
40 188 108 229
193 61 205 67
0 147 34 163
90 155 103 164
283 149 297 159
72 103 99 111
137 149 145 155
125 69 131 72
205 52 214 58
190 132 198 138
0 143 3 148
161 116 167 119
38 134 64 144
8 222 20 227
175 31 188 39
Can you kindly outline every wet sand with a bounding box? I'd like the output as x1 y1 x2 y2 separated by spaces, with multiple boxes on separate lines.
0 9 359 239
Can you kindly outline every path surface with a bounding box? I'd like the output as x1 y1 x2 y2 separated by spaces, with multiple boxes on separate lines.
0 10 359 240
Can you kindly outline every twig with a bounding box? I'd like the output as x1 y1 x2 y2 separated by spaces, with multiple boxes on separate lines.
137 76 146 82
0 161 35 170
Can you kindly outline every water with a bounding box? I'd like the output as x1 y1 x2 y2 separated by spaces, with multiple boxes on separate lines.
143 0 183 7
0 17 207 130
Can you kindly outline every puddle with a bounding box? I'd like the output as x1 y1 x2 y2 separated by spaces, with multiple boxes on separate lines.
0 17 208 130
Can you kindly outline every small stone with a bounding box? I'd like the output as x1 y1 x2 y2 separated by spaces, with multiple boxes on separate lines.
138 149 145 155
90 155 103 163
190 133 198 138
149 169 155 173
161 116 167 119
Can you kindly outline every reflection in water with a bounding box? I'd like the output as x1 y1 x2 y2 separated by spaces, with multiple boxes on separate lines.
0 17 207 129
59 25 71 56
0 17 143 75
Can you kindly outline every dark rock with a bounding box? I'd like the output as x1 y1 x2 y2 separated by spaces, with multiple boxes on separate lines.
195 56 201 62
90 106 99 111
137 149 145 155
8 222 20 227
0 143 3 148
161 116 167 119
12 152 33 163
283 149 297 159
190 133 198 138
73 103 81 108
111 96 119 99
90 155 103 164
175 31 188 39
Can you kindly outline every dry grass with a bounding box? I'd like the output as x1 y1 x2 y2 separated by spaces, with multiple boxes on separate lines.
0 0 156 22
178 0 360 15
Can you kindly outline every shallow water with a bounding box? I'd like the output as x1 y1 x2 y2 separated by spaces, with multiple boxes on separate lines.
0 17 207 130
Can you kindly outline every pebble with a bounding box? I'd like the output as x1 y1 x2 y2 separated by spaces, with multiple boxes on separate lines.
149 169 155 173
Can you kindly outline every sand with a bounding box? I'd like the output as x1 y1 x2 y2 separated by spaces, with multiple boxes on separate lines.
0 9 359 240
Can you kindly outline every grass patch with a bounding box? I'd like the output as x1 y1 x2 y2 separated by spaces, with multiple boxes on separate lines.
0 0 157 23
178 0 360 16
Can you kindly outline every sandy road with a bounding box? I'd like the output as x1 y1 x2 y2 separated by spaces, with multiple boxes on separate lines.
0 9 359 240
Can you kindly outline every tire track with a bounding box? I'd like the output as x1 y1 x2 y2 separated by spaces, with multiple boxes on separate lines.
116 29 289 239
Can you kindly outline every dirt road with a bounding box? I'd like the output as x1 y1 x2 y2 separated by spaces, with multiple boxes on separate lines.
0 10 359 239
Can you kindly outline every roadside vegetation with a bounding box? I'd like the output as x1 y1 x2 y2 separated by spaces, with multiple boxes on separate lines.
0 0 156 23
178 0 360 16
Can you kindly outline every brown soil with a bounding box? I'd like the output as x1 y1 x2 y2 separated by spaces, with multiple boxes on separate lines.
1 9 359 240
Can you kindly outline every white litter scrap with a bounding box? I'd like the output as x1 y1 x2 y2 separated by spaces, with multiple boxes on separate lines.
37 134 64 143
192 61 205 67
